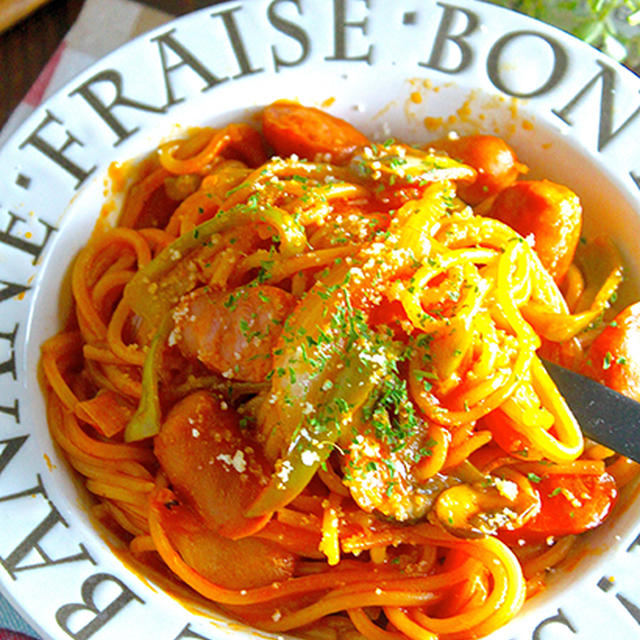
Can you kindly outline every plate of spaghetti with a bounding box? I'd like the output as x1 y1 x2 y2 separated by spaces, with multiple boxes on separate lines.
2 2 640 640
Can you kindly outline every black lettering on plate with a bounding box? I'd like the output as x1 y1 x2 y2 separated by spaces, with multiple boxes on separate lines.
0 475 94 579
71 70 165 147
212 6 265 78
532 609 577 639
19 110 96 188
0 399 20 423
615 593 640 625
268 0 311 72
627 530 640 552
552 61 640 152
0 212 56 265
14 173 31 190
419 2 479 74
597 575 615 592
55 573 144 640
174 623 213 639
152 29 228 107
0 324 19 380
325 0 372 64
0 282 30 304
487 30 567 98
598 575 640 626
0 435 28 475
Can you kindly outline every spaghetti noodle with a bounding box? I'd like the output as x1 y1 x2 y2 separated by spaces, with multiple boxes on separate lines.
42 101 640 640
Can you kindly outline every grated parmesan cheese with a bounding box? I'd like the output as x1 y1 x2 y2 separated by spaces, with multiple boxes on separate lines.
216 450 247 473
301 450 320 466
276 460 294 487
494 477 519 502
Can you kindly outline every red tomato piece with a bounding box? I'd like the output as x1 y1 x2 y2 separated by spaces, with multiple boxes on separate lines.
487 179 582 283
501 472 617 543
155 391 272 539
581 302 640 402
262 101 370 164
429 134 526 205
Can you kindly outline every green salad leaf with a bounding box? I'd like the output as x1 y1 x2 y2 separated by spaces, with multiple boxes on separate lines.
486 0 640 72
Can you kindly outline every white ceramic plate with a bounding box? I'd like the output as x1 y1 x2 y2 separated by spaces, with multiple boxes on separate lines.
2 1 640 639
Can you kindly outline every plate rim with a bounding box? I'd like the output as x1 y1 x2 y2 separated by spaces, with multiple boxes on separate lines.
1 1 640 639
